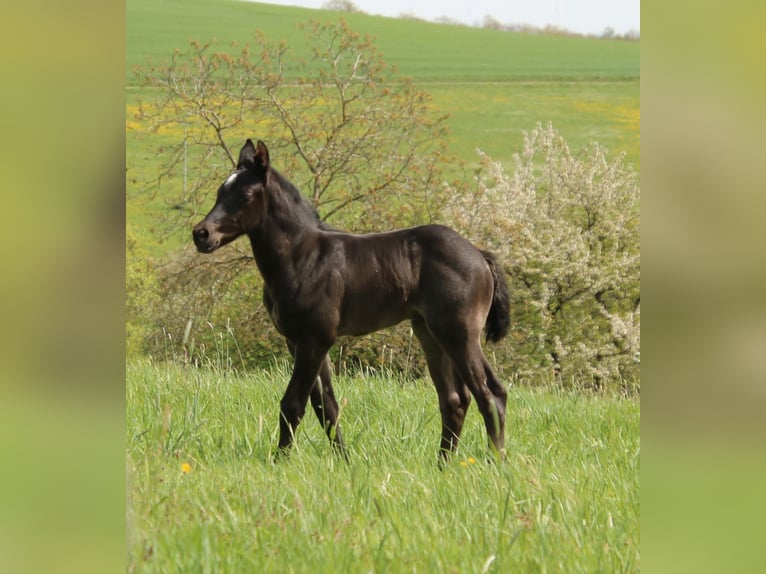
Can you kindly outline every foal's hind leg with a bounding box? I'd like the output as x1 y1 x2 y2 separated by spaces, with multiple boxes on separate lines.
461 345 506 457
309 357 348 460
480 355 507 455
412 320 471 463
431 325 507 457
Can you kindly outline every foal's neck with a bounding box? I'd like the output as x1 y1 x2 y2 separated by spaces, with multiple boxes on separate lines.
246 176 321 289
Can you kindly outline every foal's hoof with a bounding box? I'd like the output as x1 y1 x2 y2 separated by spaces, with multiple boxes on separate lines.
486 447 506 464
333 444 350 464
272 446 291 463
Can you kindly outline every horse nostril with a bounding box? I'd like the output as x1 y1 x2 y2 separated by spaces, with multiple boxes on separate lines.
194 227 209 242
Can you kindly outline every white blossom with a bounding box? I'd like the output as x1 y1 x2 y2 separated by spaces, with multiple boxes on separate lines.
444 123 640 388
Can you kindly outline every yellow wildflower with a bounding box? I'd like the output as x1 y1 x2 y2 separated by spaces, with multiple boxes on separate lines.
180 462 192 474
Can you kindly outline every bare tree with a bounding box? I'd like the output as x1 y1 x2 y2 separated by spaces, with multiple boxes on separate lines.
129 19 452 369
133 19 450 232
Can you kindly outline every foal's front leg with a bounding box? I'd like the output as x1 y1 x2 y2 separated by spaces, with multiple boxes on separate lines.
277 338 332 455
284 340 347 458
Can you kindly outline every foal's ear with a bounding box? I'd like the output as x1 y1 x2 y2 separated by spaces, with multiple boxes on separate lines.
237 139 270 172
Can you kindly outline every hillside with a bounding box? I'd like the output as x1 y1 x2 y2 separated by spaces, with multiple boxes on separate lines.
127 0 639 83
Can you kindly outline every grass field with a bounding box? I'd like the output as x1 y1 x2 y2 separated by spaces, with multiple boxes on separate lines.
126 1 638 82
127 360 640 572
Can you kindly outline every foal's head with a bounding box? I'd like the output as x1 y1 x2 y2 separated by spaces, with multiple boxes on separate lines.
192 139 270 253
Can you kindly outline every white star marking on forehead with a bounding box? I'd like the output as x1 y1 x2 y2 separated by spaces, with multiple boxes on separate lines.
224 171 242 189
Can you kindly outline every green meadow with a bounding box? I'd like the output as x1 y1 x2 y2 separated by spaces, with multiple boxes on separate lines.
126 0 639 82
127 361 639 572
127 2 640 571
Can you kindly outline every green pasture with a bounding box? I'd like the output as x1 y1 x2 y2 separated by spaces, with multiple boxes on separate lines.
127 0 638 82
127 360 640 572
430 81 639 169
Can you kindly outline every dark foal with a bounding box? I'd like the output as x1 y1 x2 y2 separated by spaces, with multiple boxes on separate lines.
193 139 511 462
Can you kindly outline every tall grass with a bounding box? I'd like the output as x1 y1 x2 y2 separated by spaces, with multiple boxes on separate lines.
127 360 639 572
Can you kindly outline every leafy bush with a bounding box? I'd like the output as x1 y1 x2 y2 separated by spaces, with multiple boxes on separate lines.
139 123 639 389
126 226 162 359
444 123 640 389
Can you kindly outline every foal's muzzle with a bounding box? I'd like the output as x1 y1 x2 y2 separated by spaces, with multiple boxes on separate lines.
192 224 217 253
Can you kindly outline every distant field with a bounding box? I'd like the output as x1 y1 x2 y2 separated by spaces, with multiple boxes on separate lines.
127 360 640 572
127 0 639 82
429 80 639 169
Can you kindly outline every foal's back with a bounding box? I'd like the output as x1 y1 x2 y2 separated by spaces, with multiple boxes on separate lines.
324 224 493 336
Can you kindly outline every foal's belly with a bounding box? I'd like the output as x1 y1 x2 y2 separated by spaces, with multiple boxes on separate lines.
337 297 415 337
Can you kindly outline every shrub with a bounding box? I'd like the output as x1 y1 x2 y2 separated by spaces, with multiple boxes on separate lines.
444 123 640 389
148 244 285 369
322 0 362 13
126 226 162 359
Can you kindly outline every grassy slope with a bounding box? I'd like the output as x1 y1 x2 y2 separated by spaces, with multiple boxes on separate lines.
127 0 638 82
127 361 640 572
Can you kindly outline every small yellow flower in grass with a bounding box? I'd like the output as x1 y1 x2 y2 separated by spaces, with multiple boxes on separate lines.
468 457 477 465
180 462 192 474
460 461 468 467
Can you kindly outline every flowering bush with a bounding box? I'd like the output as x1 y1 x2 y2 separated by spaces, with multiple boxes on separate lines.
444 124 640 388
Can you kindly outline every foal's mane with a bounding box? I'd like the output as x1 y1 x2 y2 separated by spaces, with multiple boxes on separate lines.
270 167 335 231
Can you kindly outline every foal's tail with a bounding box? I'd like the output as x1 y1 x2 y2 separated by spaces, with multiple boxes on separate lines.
482 250 511 343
